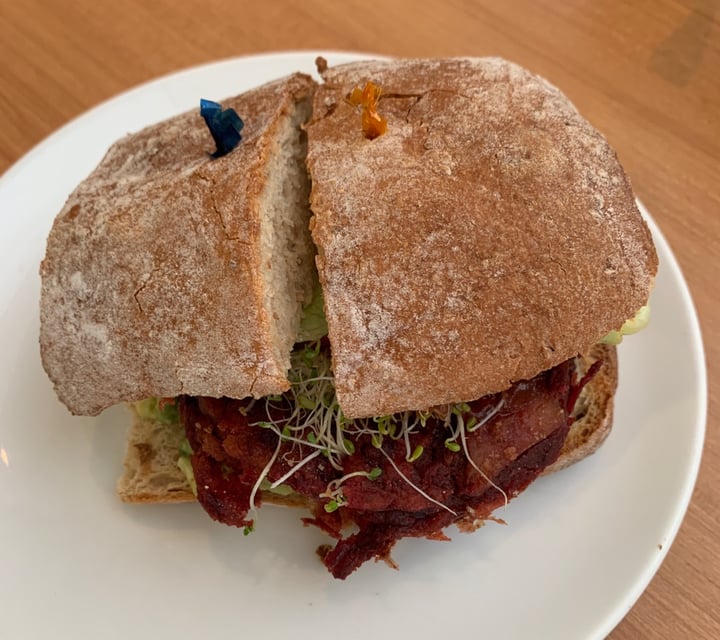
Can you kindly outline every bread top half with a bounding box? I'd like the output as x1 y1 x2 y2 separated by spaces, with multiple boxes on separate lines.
40 73 316 416
306 58 657 419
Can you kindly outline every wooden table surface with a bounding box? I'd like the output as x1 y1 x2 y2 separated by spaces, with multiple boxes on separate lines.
1 1 717 637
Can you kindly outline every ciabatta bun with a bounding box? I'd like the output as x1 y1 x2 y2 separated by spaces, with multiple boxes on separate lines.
306 58 656 419
40 73 316 416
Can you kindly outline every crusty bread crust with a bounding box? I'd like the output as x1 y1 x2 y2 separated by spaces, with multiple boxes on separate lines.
40 73 316 416
117 345 618 506
306 58 657 419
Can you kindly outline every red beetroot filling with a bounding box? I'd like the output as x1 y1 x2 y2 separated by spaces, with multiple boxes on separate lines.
182 353 597 579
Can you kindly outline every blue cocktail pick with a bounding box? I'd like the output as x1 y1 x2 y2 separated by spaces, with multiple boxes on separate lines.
200 99 244 158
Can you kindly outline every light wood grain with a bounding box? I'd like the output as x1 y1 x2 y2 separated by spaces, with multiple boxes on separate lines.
1 1 717 637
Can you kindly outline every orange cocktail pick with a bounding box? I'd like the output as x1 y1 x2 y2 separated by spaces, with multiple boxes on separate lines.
348 81 387 139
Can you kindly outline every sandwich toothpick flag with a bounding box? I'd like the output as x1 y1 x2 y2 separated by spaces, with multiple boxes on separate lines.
348 81 387 139
200 98 244 157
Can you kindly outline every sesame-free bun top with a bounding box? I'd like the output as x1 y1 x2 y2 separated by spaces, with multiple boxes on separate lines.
306 57 657 419
40 73 316 416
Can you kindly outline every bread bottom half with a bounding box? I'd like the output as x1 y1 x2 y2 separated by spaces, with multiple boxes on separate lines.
117 344 617 508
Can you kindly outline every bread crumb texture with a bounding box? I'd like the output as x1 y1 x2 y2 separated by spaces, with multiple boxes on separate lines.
117 405 195 503
306 58 657 418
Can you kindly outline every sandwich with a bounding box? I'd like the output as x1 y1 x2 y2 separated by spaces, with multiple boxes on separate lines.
39 58 658 579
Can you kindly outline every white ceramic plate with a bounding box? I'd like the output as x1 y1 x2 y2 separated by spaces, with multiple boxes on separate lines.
0 52 706 639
